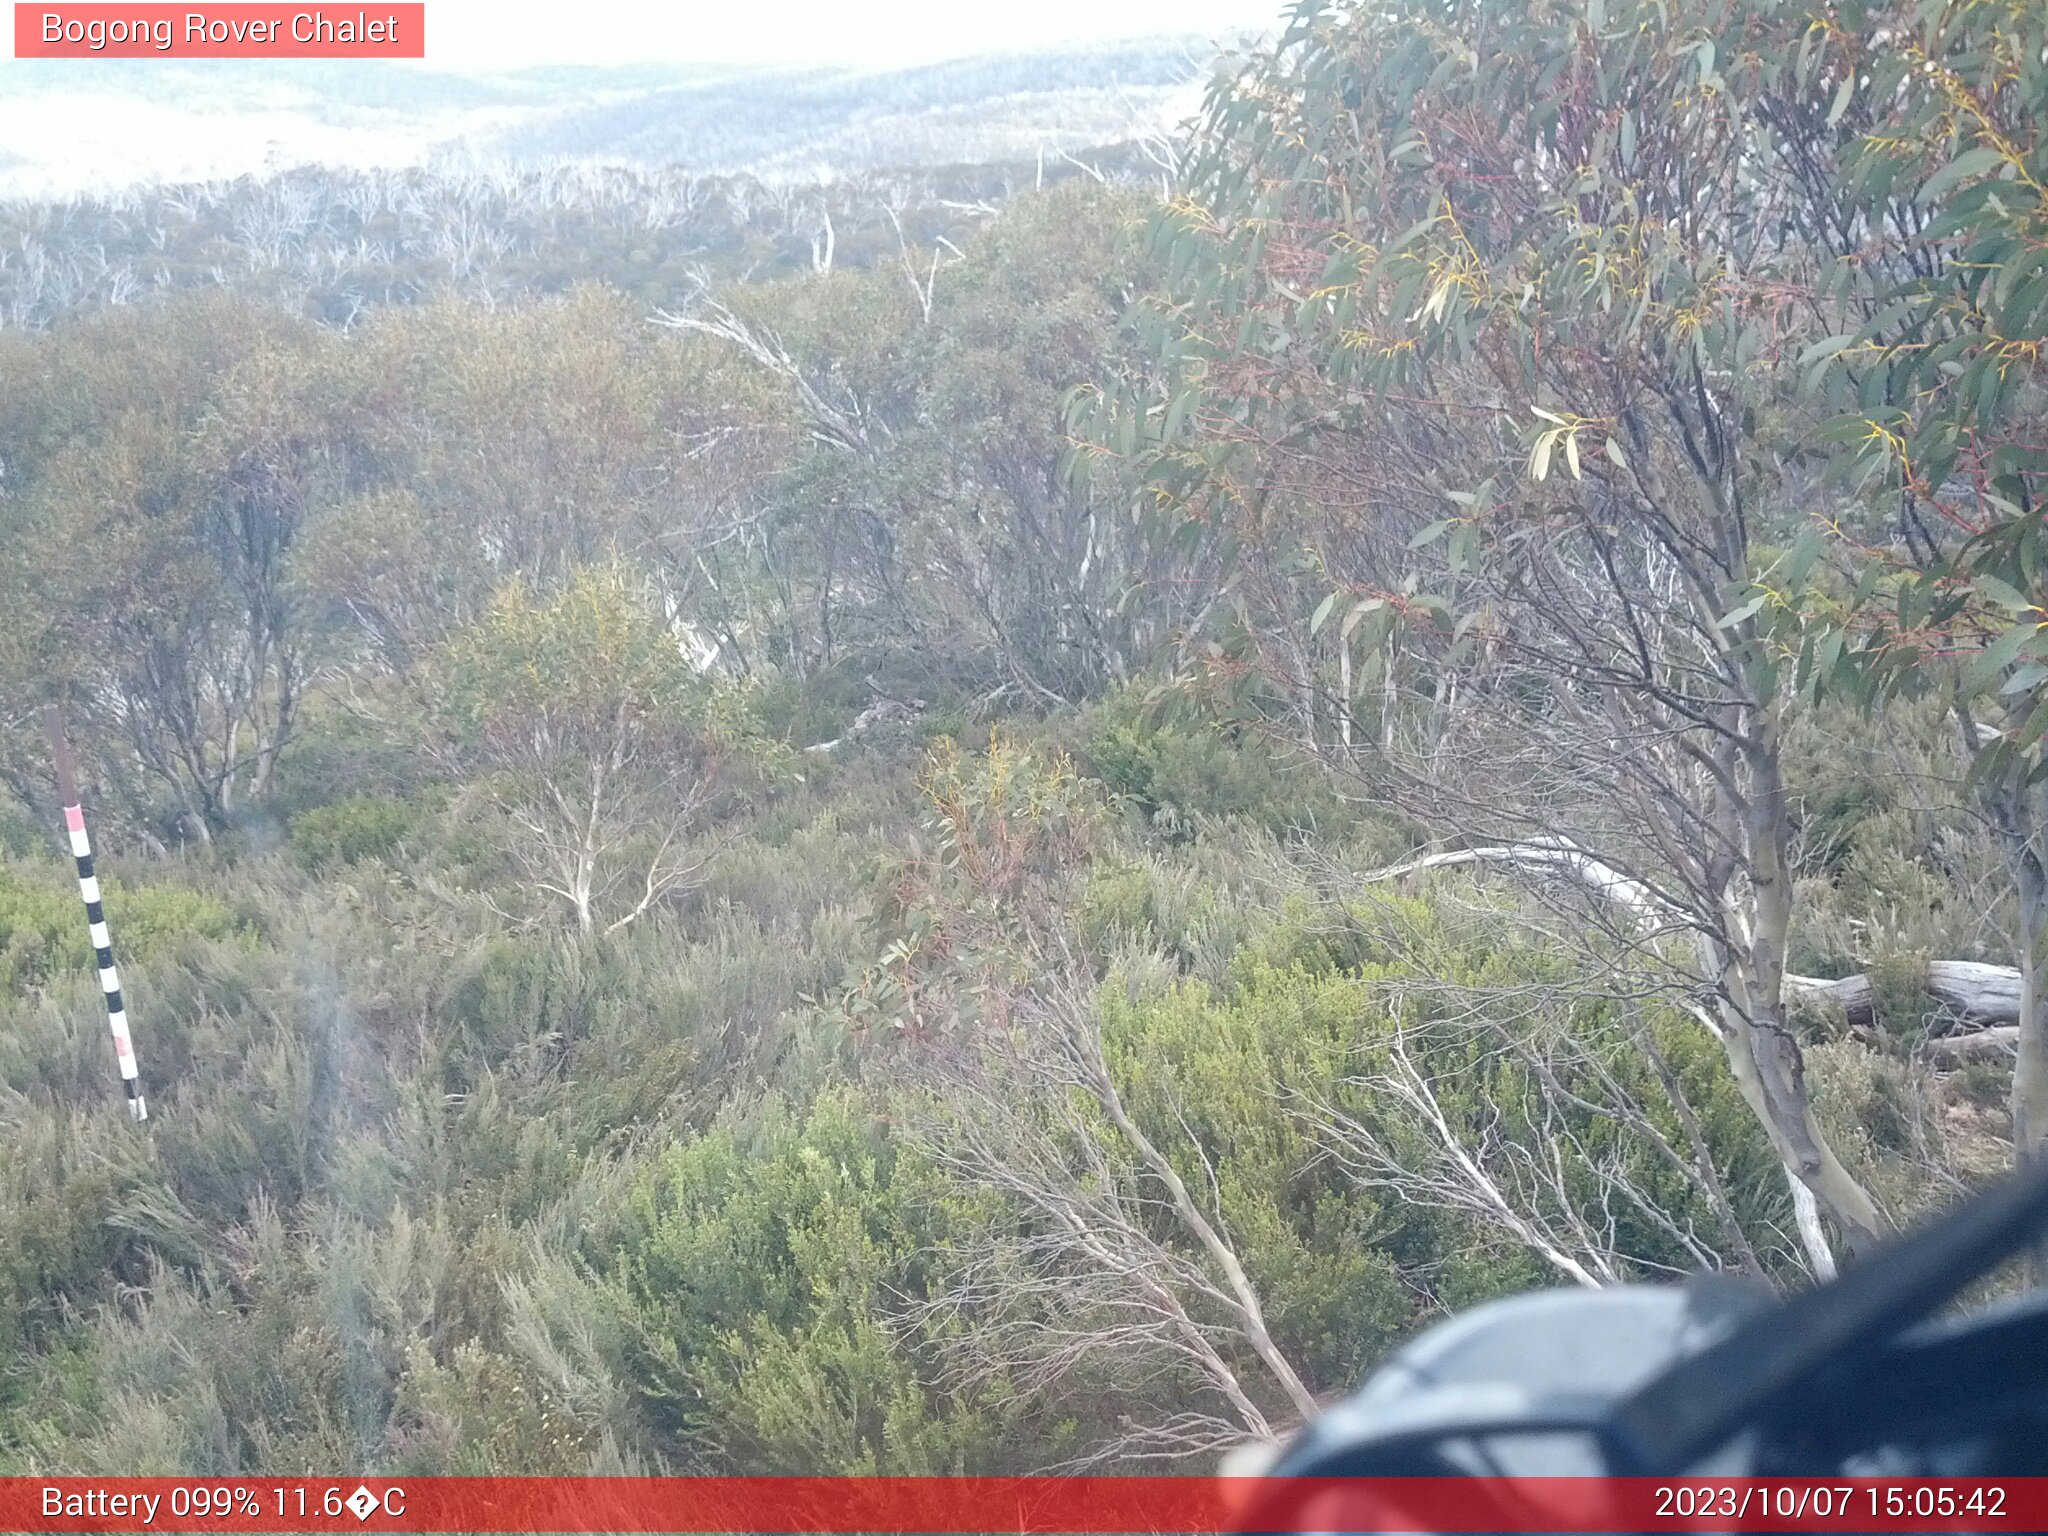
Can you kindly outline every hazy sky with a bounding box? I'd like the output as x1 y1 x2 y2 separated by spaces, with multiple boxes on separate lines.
0 0 1282 198
430 0 1281 70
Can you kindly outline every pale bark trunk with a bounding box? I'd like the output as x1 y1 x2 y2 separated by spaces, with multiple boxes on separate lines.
1380 650 1397 754
1711 995 1887 1262
1338 635 1353 751
1971 720 2048 1282
1787 1174 1837 1282
2012 846 2048 1172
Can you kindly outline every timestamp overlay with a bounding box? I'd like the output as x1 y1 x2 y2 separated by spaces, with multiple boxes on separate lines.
1 1477 2044 1533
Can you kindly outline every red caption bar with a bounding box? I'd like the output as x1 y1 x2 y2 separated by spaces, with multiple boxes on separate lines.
14 4 423 57
2 1477 2043 1533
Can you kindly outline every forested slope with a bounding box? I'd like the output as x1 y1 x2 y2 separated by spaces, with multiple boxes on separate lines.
0 152 1166 332
3 0 2046 1476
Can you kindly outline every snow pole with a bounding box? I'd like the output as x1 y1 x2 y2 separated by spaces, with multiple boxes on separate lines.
44 705 147 1121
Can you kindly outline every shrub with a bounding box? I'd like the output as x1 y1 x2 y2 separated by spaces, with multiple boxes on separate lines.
289 794 421 872
0 1105 155 1362
1075 685 1351 842
0 860 243 992
589 1090 1023 1474
1865 951 1934 1040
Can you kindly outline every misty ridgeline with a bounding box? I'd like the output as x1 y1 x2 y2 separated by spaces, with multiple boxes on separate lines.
3 0 2048 1478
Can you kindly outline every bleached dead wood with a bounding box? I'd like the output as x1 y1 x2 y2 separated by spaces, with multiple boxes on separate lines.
903 974 1319 1457
1922 1027 2021 1063
1783 962 2023 1033
1366 843 2025 1035
1355 839 1670 919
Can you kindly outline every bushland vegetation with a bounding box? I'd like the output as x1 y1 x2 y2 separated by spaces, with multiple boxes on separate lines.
3 0 2045 1473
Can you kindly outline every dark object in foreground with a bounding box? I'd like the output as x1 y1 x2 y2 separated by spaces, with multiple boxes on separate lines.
1257 1163 2048 1507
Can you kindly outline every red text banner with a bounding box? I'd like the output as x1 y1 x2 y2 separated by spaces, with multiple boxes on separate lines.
14 5 424 57
1 1476 2043 1533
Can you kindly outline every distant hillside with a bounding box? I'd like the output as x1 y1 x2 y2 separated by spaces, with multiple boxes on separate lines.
0 38 1244 198
481 41 1219 176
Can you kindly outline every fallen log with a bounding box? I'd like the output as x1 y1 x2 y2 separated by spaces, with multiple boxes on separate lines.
1784 961 2024 1032
1921 1026 2020 1063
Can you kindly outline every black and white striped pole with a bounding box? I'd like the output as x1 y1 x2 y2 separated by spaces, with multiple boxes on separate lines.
45 705 147 1121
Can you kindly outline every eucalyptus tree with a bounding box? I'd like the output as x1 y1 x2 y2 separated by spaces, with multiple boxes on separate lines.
1785 0 2048 1173
662 183 1206 701
0 296 351 840
426 562 770 935
1084 0 1935 1262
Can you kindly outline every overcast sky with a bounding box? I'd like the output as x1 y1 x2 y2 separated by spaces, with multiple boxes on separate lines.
0 0 1288 197
429 0 1281 70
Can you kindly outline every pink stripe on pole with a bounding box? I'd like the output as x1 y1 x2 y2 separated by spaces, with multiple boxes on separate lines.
64 805 85 832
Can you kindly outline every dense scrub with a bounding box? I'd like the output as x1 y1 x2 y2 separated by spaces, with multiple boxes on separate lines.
0 710 2000 1470
4 0 2044 1475
0 733 1825 1471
